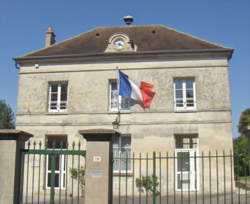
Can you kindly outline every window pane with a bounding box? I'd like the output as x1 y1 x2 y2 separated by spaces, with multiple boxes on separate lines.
121 137 131 148
61 84 68 101
51 84 58 92
113 148 120 171
55 155 60 170
47 173 51 187
113 137 119 148
186 99 194 107
177 174 190 190
121 98 130 110
120 158 131 171
50 102 57 110
60 102 67 109
176 137 183 148
48 156 52 170
176 99 184 107
176 90 183 98
61 93 67 101
110 81 118 109
121 148 131 158
112 136 131 171
55 174 59 187
111 81 117 90
177 152 190 171
186 90 193 98
175 79 183 89
186 79 194 89
61 83 67 93
47 173 60 188
47 136 67 149
51 93 58 101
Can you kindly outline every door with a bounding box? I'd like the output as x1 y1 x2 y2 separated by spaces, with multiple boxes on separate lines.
175 149 198 191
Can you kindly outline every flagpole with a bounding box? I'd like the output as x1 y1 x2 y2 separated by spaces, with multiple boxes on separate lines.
116 66 120 128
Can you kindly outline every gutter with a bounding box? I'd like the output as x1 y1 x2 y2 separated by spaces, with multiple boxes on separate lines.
13 48 234 64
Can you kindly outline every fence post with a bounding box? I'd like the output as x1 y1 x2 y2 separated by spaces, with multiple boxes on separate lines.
0 129 33 204
153 151 157 204
79 129 119 204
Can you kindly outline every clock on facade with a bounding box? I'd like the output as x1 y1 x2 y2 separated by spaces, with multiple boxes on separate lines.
113 38 125 50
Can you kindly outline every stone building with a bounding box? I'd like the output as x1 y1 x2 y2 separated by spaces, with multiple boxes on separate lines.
14 23 233 194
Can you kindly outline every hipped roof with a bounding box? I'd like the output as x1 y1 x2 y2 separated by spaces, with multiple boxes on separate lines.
15 25 233 60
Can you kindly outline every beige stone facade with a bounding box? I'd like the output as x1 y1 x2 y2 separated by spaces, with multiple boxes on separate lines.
16 57 233 152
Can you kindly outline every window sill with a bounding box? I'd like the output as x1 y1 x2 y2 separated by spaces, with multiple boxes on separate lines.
174 109 197 113
46 111 68 115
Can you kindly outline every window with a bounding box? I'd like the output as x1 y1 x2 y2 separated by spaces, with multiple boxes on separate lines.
109 80 130 112
175 135 199 191
176 135 198 149
113 136 131 172
46 136 67 189
174 78 196 110
48 82 68 112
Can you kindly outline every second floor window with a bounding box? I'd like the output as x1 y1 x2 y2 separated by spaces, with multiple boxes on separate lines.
48 82 68 112
174 78 196 110
109 80 130 112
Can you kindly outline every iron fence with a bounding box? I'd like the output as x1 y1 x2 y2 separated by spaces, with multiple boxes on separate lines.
19 144 250 204
112 151 250 204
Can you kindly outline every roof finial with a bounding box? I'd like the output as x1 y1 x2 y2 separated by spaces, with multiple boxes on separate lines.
123 16 133 25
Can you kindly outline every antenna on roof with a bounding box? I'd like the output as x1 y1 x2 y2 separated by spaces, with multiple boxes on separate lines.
123 16 133 25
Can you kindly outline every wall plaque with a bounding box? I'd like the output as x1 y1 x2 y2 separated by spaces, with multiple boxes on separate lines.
90 170 104 177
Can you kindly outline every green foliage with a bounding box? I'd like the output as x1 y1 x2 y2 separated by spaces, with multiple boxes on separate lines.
136 175 160 196
233 136 250 177
0 100 15 129
238 108 250 136
70 166 85 197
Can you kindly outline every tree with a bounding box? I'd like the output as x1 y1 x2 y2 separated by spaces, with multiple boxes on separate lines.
0 100 15 129
233 136 249 176
136 175 160 196
234 108 250 177
238 108 250 136
70 166 85 197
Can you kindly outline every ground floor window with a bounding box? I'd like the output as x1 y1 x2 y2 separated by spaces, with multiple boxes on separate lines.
113 135 131 172
175 135 199 191
46 135 67 189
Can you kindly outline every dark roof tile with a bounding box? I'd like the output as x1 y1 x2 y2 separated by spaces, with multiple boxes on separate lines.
23 25 232 57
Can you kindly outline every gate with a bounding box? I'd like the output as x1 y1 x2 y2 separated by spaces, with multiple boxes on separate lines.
20 141 86 204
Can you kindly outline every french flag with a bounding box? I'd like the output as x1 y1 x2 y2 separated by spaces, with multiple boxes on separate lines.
118 70 154 108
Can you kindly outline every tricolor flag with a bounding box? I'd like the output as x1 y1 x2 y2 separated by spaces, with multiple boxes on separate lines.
118 70 154 108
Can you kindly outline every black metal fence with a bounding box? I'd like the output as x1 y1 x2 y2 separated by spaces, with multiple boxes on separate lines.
112 151 250 204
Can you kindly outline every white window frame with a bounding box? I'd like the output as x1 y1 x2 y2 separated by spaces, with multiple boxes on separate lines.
109 79 130 112
45 154 66 190
113 136 132 173
45 136 67 190
175 135 199 191
48 82 68 112
174 78 196 111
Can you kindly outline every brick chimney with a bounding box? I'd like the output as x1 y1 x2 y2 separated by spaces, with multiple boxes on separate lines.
45 27 56 47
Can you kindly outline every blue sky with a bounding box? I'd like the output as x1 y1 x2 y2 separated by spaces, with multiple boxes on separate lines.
0 0 249 137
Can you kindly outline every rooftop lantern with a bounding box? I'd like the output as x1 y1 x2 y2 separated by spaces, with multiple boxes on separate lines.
123 15 133 25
